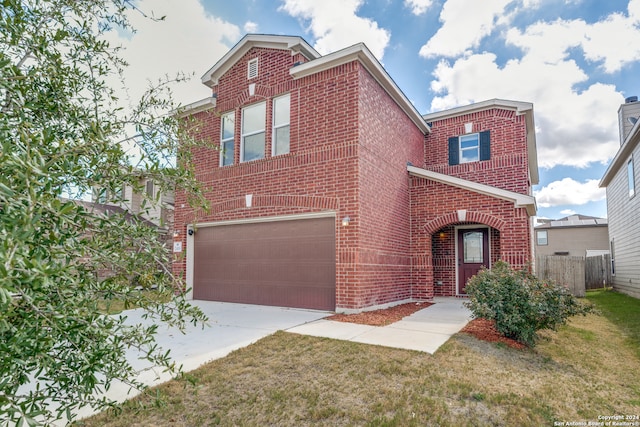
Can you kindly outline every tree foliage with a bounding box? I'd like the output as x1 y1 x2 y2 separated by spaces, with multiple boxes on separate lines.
464 261 593 347
0 1 209 424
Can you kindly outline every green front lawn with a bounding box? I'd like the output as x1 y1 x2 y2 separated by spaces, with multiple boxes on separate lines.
78 290 640 426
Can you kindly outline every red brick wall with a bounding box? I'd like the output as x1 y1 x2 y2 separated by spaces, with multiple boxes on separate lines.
353 67 424 308
174 44 535 308
410 107 534 297
174 45 434 309
423 108 532 194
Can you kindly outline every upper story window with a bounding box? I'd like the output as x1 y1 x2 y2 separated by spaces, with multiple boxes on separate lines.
272 94 290 156
460 134 479 163
241 101 266 162
146 180 155 198
220 111 235 166
448 130 490 165
536 230 548 246
247 58 258 79
628 156 635 198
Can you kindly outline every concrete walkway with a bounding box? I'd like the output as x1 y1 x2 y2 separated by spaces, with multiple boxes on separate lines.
287 297 472 354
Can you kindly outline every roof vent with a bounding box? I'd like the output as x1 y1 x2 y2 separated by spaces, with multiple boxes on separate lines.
247 58 258 80
625 96 638 103
628 117 638 126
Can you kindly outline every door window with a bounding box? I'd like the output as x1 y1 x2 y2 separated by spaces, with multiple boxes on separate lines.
463 231 484 263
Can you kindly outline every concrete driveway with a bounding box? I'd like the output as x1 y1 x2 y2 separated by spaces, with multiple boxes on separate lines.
73 301 328 422
74 298 470 423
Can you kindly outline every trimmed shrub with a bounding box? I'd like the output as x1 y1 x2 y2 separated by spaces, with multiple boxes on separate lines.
464 261 592 347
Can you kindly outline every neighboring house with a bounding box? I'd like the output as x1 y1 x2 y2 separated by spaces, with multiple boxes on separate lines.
600 96 640 299
72 199 160 280
92 176 175 240
534 215 609 257
173 34 538 312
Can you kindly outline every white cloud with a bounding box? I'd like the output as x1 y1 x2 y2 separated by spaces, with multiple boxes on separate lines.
534 178 606 208
280 0 390 60
244 21 259 33
106 0 241 108
427 1 632 169
581 9 640 73
404 0 435 15
419 0 513 58
559 209 577 215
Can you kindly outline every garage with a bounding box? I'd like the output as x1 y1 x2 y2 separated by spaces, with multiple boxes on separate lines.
192 215 336 310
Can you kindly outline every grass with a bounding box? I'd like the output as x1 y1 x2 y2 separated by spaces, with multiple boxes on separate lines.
586 289 640 358
77 290 640 426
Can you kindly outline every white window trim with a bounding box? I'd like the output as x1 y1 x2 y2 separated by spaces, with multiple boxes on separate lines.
146 180 155 198
628 156 635 198
459 133 480 164
240 101 266 163
272 93 290 156
220 111 235 167
536 230 548 246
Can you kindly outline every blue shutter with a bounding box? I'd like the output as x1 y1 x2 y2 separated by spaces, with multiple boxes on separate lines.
479 130 491 161
448 137 459 166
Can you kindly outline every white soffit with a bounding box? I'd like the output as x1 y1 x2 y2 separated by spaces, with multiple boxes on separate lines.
173 97 216 118
408 165 537 216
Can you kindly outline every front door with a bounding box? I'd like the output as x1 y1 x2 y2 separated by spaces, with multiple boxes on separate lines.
457 228 490 295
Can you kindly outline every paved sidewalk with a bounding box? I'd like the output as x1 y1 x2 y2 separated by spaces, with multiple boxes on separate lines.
286 297 472 354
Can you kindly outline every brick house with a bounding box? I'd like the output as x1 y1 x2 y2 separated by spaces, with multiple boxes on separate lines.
173 34 538 312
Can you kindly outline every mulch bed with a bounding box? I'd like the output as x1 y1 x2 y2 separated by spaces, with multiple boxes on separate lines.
326 302 433 326
461 318 527 350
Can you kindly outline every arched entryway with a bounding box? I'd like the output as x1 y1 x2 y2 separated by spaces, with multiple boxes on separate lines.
431 223 501 296
426 210 505 296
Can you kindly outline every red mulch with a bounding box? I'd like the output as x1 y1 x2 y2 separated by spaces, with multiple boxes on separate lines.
326 302 432 326
461 318 527 350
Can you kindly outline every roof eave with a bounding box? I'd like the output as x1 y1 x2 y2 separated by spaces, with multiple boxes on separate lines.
600 119 640 187
408 165 537 216
290 43 431 134
172 97 216 118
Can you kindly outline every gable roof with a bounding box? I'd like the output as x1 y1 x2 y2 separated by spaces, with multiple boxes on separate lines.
422 99 539 185
201 34 320 87
200 34 430 134
407 165 537 216
600 114 640 187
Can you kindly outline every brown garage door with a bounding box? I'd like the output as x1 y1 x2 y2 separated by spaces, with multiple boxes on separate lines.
193 216 336 310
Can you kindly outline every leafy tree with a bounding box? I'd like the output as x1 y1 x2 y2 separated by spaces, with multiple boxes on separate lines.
0 1 209 424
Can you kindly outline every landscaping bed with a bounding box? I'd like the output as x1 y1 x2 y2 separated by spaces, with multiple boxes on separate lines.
326 302 432 326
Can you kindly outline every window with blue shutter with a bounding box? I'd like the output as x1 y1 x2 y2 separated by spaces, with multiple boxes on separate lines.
479 130 490 161
448 137 459 165
448 130 491 165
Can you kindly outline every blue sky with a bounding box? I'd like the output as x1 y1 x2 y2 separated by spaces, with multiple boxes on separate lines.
111 0 640 220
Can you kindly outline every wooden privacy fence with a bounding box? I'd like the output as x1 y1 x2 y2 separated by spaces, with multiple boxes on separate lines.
535 255 612 297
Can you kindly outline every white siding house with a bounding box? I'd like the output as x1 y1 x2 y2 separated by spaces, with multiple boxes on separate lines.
600 96 640 298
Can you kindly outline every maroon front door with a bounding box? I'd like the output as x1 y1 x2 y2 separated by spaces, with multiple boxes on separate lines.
457 228 490 295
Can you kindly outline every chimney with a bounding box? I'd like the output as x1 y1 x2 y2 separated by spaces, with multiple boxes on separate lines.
618 96 640 145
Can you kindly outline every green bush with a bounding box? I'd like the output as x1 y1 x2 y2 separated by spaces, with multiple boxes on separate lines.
464 261 592 347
